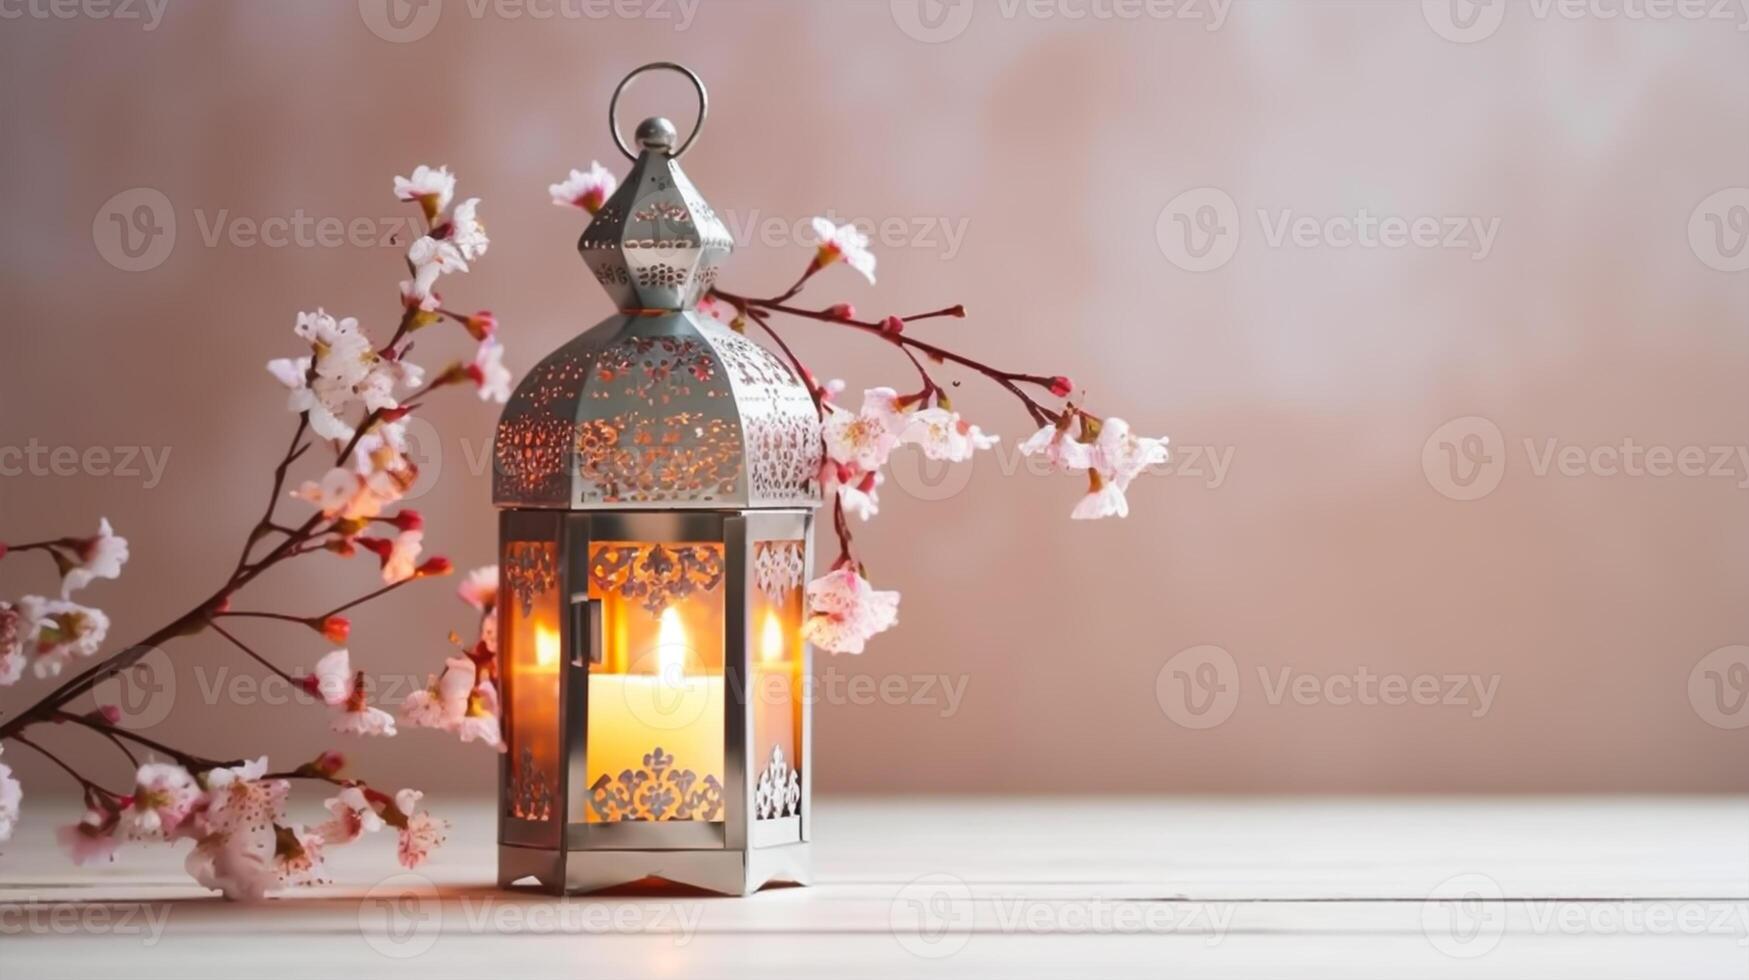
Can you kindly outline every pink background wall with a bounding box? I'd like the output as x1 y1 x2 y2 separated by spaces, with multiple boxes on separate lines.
3 1 1747 796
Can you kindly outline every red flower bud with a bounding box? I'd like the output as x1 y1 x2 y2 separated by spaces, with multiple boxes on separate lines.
417 556 455 578
826 303 856 321
357 537 394 561
314 751 346 777
464 364 486 388
881 315 905 335
319 616 351 644
465 311 497 342
96 704 122 725
392 510 424 532
1049 376 1074 398
0 543 9 560
300 674 322 696
380 406 413 423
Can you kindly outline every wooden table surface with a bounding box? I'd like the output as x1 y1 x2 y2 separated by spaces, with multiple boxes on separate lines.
2 796 1745 978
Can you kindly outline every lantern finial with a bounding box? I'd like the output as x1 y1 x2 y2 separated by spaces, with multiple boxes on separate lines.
579 64 730 312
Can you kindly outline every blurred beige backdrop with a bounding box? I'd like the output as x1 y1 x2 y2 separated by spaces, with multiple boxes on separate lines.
2 0 1747 797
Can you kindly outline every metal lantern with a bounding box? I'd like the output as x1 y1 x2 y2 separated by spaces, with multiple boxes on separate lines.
491 64 822 896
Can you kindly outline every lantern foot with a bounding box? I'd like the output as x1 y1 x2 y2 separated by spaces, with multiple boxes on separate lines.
497 844 810 897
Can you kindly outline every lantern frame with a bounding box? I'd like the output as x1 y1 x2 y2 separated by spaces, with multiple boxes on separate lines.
495 508 815 895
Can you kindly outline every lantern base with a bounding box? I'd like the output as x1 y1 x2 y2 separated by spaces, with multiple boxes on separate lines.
497 843 810 897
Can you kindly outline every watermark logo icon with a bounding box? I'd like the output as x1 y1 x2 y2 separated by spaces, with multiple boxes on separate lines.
890 873 975 958
360 873 441 958
890 0 975 42
93 188 175 273
1422 0 1506 43
1422 416 1506 502
1689 645 1749 730
1156 645 1240 729
1422 873 1507 958
90 646 176 730
1157 188 1240 272
1689 188 1749 273
359 0 443 43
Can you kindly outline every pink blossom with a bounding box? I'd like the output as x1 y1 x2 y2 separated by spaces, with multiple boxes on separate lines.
57 810 120 866
1018 420 1093 473
1070 418 1169 521
549 162 618 214
402 658 473 732
900 408 998 463
124 762 201 838
18 596 109 679
313 786 384 845
0 602 25 687
312 650 398 737
823 387 904 472
802 566 900 655
458 565 498 612
392 789 447 869
467 338 511 403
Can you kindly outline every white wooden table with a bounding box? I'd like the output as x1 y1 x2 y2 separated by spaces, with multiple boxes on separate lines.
3 797 1745 978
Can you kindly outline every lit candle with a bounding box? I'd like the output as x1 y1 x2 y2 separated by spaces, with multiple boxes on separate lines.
587 605 724 816
753 608 799 774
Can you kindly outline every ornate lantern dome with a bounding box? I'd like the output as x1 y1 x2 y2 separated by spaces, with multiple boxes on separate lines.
493 97 822 511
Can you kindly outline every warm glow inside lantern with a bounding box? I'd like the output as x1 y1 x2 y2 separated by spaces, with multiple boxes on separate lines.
491 65 820 895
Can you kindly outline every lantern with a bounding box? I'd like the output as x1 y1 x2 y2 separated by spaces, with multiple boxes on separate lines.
491 64 822 896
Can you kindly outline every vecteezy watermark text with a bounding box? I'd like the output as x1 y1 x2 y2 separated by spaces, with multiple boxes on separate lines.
0 0 168 30
1422 416 1749 502
358 0 699 44
0 441 172 489
889 0 1233 44
1157 188 1501 271
1155 645 1501 729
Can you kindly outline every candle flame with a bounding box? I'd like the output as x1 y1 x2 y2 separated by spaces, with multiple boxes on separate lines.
534 623 560 670
656 606 687 678
759 609 785 666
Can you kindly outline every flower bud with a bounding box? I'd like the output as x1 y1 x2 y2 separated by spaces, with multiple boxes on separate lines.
417 557 455 578
1049 376 1074 398
313 751 346 777
881 315 905 335
826 303 856 321
465 311 497 342
391 511 425 532
319 616 351 644
96 705 122 725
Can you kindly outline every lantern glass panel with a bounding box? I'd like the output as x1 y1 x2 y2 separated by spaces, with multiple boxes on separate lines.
503 539 561 824
582 540 726 823
751 540 804 821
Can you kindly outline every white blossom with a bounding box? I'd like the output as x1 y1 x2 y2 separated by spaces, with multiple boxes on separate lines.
450 197 489 261
18 596 109 678
60 517 130 597
810 217 877 284
0 746 20 843
394 164 456 216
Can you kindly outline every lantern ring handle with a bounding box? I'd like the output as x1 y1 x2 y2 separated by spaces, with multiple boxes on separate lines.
609 62 708 161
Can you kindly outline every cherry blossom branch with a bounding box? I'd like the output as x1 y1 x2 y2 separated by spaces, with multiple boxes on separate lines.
714 289 1065 428
209 622 301 688
13 734 125 801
